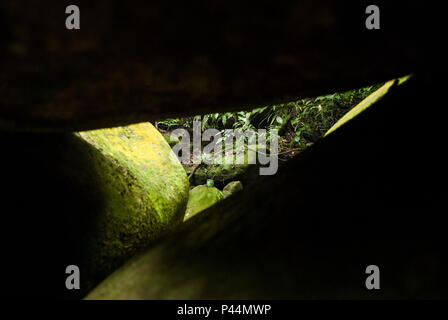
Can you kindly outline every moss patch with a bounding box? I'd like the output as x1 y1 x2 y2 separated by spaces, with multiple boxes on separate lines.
223 181 243 198
325 79 397 136
184 185 224 221
76 122 189 289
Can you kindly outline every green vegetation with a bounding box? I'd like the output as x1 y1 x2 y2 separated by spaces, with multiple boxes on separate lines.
157 82 384 160
151 82 390 221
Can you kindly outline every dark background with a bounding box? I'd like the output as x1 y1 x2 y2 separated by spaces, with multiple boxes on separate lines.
0 1 444 299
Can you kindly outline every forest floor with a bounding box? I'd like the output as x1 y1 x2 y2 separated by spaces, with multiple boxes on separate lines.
156 81 383 175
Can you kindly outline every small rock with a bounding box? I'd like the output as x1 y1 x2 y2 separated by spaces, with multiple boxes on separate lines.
223 181 243 198
184 185 224 221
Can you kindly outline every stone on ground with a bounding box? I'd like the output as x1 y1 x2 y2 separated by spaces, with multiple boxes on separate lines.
184 185 224 221
223 181 243 198
190 148 261 189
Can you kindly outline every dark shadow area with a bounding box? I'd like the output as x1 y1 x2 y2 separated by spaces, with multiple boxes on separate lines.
0 133 107 298
0 0 429 132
